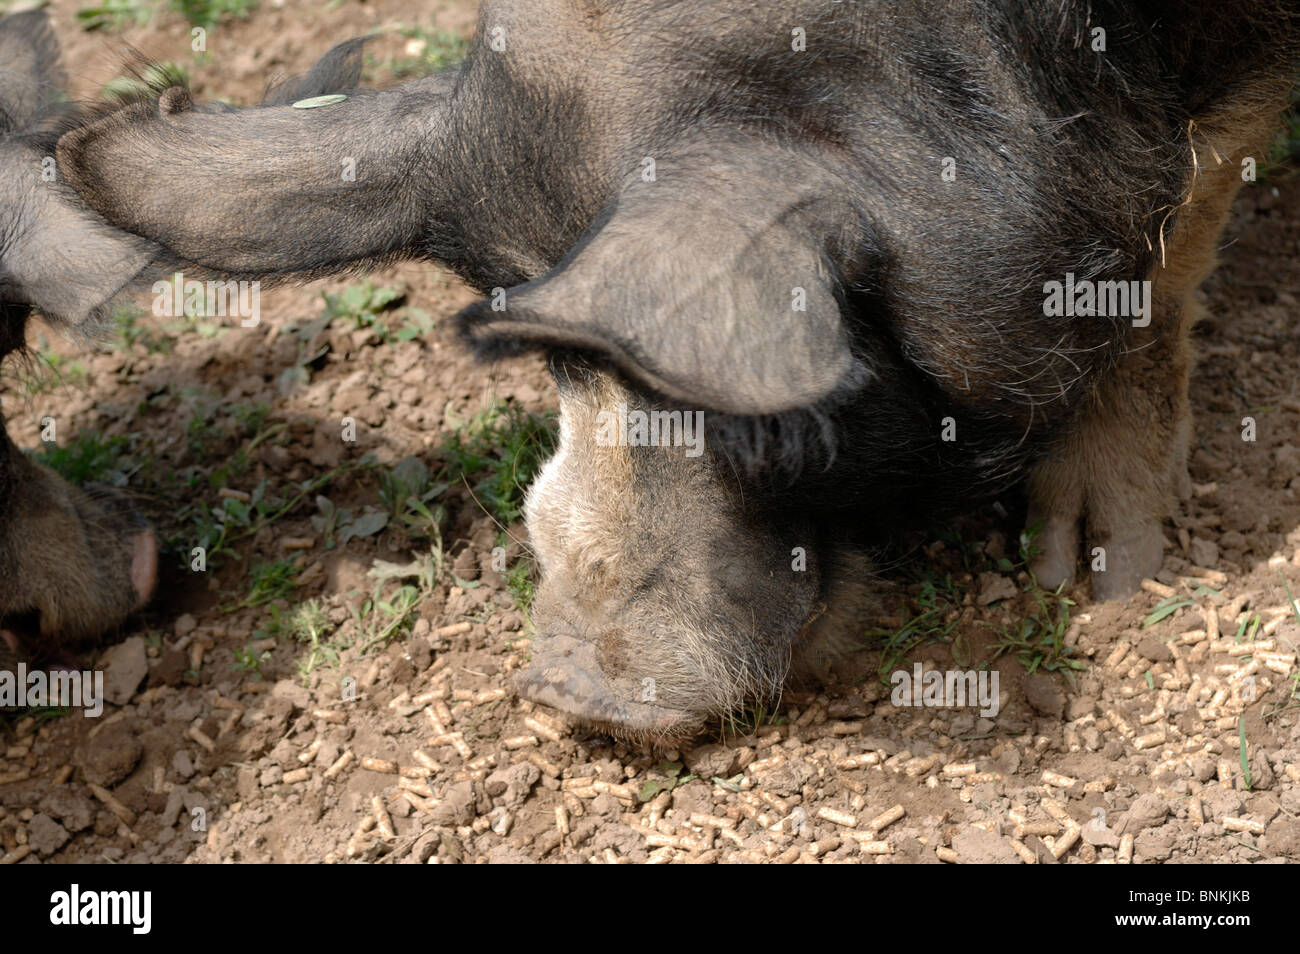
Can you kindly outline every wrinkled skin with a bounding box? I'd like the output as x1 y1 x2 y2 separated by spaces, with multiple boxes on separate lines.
56 1 1300 738
0 10 161 663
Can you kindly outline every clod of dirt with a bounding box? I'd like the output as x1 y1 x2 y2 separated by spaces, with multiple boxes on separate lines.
437 832 470 864
98 636 148 705
75 721 143 787
994 746 1022 774
171 749 195 780
237 696 296 759
148 650 190 688
827 695 869 719
1200 786 1244 821
428 781 477 826
1082 817 1120 848
1249 752 1275 790
1134 824 1177 862
39 789 95 833
1135 635 1173 663
1118 793 1170 834
683 743 740 779
27 813 70 856
1189 537 1219 568
952 827 1020 864
237 767 258 800
160 788 188 829
1021 673 1065 718
400 830 442 864
451 547 480 580
1066 695 1098 720
752 758 813 797
1191 758 1218 783
976 572 1017 606
484 762 539 809
669 780 716 818
404 636 433 673
1263 819 1300 860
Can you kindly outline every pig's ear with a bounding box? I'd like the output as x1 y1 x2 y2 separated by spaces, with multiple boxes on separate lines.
261 36 369 106
0 10 64 134
4 182 156 329
456 154 867 415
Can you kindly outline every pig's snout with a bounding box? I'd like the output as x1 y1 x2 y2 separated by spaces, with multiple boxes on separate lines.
516 626 706 744
84 483 158 610
129 526 158 609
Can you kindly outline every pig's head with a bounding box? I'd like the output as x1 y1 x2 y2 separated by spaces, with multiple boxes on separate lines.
0 371 157 660
0 10 159 661
518 360 829 741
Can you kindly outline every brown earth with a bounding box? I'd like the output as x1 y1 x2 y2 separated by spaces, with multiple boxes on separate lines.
0 0 1297 865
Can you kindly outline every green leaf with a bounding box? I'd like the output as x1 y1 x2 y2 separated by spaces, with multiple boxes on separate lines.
395 455 428 484
340 509 388 542
222 498 251 527
1140 598 1193 628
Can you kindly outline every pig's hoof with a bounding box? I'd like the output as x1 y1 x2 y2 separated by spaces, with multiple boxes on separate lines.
516 632 702 745
1029 516 1081 590
1088 524 1166 602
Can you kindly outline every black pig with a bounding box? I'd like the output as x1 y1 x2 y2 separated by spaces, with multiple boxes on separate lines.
0 10 158 661
0 16 367 664
57 1 1300 739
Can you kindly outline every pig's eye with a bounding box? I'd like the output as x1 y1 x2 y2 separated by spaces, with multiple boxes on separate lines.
590 560 604 572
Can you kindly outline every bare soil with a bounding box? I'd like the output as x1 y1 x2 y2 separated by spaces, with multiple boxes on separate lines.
0 0 1297 865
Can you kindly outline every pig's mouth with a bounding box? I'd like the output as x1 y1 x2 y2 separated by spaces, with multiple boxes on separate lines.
0 613 35 662
515 630 707 745
0 611 80 672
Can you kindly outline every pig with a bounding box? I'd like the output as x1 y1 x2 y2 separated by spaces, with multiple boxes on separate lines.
56 1 1300 740
0 9 159 665
0 17 367 668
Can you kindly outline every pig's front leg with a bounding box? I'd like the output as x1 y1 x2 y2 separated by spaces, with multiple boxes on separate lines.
1026 328 1191 600
1026 142 1260 601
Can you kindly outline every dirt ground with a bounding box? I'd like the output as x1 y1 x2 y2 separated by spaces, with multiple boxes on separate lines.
0 0 1297 865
